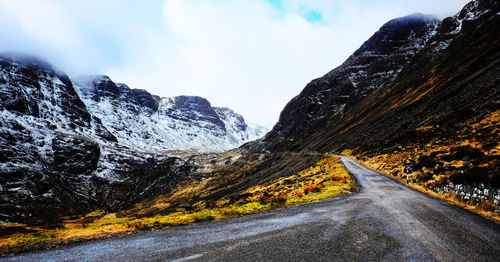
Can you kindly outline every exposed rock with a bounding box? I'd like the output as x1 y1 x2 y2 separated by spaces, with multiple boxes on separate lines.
73 76 268 152
0 54 267 223
247 0 500 190
253 13 440 151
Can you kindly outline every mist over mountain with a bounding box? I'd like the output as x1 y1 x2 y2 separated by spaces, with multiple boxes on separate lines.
249 0 500 197
0 54 267 222
0 0 498 229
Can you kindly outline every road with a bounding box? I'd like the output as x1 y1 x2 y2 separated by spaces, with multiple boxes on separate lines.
3 156 500 261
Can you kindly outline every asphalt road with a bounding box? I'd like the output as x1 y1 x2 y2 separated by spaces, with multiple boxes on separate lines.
3 156 500 261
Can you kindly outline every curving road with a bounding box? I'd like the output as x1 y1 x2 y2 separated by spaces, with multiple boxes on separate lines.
3 156 500 261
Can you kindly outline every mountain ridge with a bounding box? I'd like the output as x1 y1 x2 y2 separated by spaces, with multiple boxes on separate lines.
252 13 441 152
1 0 498 225
246 0 500 206
73 75 267 152
0 55 267 222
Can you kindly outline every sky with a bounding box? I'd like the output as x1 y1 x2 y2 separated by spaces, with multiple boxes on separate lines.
0 0 470 128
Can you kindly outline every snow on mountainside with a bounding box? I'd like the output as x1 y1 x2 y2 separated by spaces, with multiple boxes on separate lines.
255 13 441 151
73 75 267 152
213 107 268 146
427 0 493 53
0 53 267 222
0 53 122 221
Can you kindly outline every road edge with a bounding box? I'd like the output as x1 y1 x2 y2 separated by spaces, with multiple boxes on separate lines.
341 155 500 225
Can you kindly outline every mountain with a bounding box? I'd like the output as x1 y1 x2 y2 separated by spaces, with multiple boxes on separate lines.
252 13 440 151
249 0 499 203
73 75 267 152
119 9 471 218
0 53 117 222
0 54 266 222
2 0 498 224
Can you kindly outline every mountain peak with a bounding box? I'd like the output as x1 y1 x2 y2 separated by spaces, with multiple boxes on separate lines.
73 74 112 86
72 76 268 152
386 13 440 24
261 10 442 149
0 52 61 76
73 74 120 97
353 13 439 57
172 95 212 108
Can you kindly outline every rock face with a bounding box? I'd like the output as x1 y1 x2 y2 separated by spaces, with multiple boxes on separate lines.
249 0 499 188
252 0 499 152
73 76 267 152
0 54 116 221
258 13 440 151
0 54 267 222
430 182 500 206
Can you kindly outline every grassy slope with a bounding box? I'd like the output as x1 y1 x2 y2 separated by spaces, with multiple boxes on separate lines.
0 156 354 256
341 111 500 222
353 155 500 223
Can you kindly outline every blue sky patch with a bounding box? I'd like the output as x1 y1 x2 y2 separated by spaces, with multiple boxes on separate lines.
302 9 323 23
267 0 284 11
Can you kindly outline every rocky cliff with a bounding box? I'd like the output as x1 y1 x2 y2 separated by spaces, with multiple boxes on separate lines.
249 0 499 198
256 13 440 151
0 54 266 222
74 75 267 152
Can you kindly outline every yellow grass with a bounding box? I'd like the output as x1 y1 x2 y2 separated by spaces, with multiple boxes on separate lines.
340 109 499 222
0 156 354 255
350 155 500 223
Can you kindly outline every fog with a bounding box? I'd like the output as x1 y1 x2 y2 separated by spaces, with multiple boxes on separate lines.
0 0 470 127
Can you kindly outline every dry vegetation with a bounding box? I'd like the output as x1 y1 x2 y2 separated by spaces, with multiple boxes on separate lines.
236 155 354 206
0 155 354 256
343 110 500 222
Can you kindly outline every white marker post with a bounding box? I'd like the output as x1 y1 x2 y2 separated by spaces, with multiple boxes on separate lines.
404 165 409 184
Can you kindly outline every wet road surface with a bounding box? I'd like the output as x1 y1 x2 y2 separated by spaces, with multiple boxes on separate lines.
3 156 500 261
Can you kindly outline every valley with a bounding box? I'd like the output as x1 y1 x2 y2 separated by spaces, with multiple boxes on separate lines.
0 0 499 260
2 157 499 261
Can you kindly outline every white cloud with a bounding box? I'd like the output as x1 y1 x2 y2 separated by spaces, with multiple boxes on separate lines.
0 0 101 73
0 0 471 128
107 0 359 128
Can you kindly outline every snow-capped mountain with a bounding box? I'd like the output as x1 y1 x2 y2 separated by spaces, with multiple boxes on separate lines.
254 13 441 151
0 54 267 222
3 0 496 224
73 75 267 152
251 0 500 157
0 53 120 221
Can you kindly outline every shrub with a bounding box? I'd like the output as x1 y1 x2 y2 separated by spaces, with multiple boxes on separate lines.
330 174 347 183
269 194 288 207
478 200 496 212
31 231 59 240
193 212 215 222
126 220 150 231
259 195 269 205
303 184 321 194
220 207 240 216
295 191 304 198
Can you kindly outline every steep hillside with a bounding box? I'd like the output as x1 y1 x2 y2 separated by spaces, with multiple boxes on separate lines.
1 0 497 229
74 76 267 152
0 53 130 222
249 0 499 207
0 54 266 223
255 13 440 151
